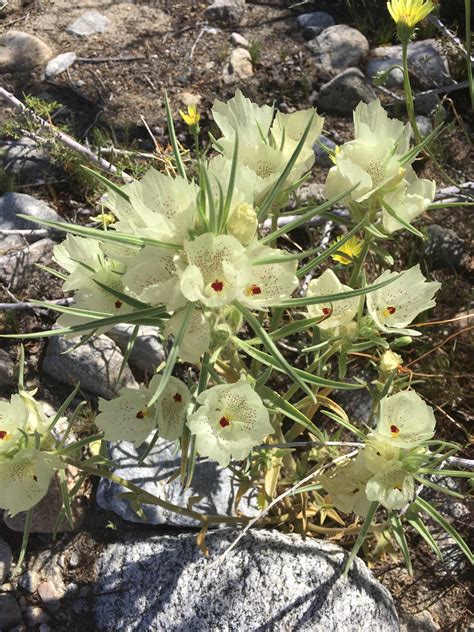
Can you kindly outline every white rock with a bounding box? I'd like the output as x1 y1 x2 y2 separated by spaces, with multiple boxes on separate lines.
43 333 137 399
230 32 249 47
94 529 399 631
205 0 245 27
45 52 77 79
0 192 63 249
306 25 369 72
106 324 165 375
223 47 253 83
67 11 111 37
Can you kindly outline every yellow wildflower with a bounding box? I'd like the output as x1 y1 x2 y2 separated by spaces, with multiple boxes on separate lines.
387 0 434 29
179 104 201 127
91 212 116 227
331 235 363 265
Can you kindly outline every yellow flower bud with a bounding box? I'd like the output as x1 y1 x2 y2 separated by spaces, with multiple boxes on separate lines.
226 203 258 245
179 104 201 127
379 350 403 372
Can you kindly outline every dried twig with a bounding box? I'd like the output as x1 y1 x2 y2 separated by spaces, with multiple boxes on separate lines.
0 229 49 236
76 56 147 64
0 87 133 183
0 298 73 311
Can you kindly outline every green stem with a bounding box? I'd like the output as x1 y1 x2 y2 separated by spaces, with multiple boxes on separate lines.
349 234 371 287
64 457 251 525
402 41 421 144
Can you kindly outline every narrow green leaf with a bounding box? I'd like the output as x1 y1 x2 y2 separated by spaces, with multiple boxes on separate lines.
93 279 152 310
118 324 140 380
258 385 325 440
405 512 443 560
220 132 239 232
0 306 166 339
246 316 324 345
164 91 187 180
18 344 25 390
201 163 217 233
232 336 362 391
381 199 424 239
321 410 366 439
47 383 81 434
34 263 68 281
147 302 195 407
236 302 316 402
260 184 358 245
81 165 132 201
414 497 474 564
343 502 378 576
257 115 315 220
400 122 444 166
17 215 182 250
390 513 413 575
272 274 396 309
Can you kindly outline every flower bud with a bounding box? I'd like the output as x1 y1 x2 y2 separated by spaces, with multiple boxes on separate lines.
379 350 403 373
227 203 257 245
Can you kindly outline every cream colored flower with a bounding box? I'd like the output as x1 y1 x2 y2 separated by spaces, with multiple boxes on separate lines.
212 89 274 139
178 233 252 308
96 375 190 446
239 242 298 308
373 389 436 449
306 269 359 330
367 265 441 336
164 309 211 365
382 169 435 234
320 452 373 517
0 395 30 455
365 461 415 510
0 448 58 515
123 246 185 311
187 379 273 467
363 439 401 474
226 203 258 246
104 168 198 245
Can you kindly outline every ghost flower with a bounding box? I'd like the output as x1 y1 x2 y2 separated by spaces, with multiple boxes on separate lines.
164 309 211 365
372 390 436 449
367 265 441 336
178 233 252 308
365 461 415 510
0 395 31 455
320 452 373 517
306 269 359 330
187 380 273 467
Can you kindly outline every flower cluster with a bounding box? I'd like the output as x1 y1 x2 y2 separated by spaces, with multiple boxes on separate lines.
321 390 436 514
0 390 60 515
325 100 435 233
96 377 272 467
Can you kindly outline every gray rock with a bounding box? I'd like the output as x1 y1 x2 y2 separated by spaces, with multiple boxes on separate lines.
205 0 245 26
94 529 399 632
1 138 51 183
37 581 64 611
45 51 77 79
414 91 442 116
43 333 137 399
425 224 468 270
96 439 257 526
307 25 369 72
413 115 433 138
67 11 111 36
365 56 404 88
0 192 63 249
0 238 55 291
106 324 165 375
0 349 16 388
317 68 377 116
230 32 248 48
223 47 253 83
313 134 336 168
296 11 335 34
0 30 52 74
19 569 41 593
0 594 22 628
367 40 450 89
0 537 12 584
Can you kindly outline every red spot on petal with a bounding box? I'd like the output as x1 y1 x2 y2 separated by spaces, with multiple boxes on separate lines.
173 393 182 403
114 300 123 309
387 306 396 315
249 284 262 296
211 280 224 292
33 475 38 482
390 424 400 435
136 410 145 419
322 307 332 316
219 416 230 428
0 431 7 440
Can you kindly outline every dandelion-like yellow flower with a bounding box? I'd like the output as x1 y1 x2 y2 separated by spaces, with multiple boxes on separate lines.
91 212 116 227
387 0 434 29
331 235 363 265
179 104 201 127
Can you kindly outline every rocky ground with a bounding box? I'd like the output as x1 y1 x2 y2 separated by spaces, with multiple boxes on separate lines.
0 0 473 630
